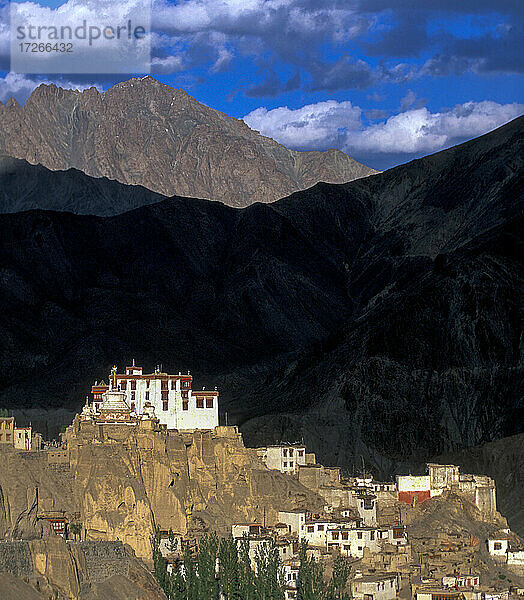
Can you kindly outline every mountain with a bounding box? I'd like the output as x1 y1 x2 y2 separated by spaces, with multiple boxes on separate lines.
0 77 376 209
0 155 164 216
0 116 521 483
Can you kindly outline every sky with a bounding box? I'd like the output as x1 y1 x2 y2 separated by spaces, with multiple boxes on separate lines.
0 0 523 170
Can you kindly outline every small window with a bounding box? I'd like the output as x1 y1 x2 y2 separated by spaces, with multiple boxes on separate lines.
161 380 168 390
163 400 168 411
196 397 204 408
289 449 294 456
131 402 136 412
131 391 135 400
206 397 213 408
171 380 176 389
357 531 362 539
342 532 348 540
283 449 287 457
121 380 127 390
130 380 136 390
182 401 189 411
370 531 375 540
494 542 502 550
332 532 339 540
145 391 149 401
146 379 150 388
182 390 188 399
289 461 294 468
298 450 304 457
317 525 324 531
162 390 168 400
307 526 314 533
283 462 288 467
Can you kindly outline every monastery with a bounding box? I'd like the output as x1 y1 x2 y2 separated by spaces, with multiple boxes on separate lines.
82 360 219 430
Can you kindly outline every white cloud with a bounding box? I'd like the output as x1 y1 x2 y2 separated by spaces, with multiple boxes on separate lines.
243 100 362 149
243 99 524 160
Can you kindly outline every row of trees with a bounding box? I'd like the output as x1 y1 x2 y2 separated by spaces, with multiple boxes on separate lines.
152 529 351 600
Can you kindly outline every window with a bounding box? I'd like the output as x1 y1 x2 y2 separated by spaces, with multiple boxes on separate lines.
182 401 189 411
283 462 288 468
171 380 176 389
196 397 204 408
146 379 150 388
161 380 168 390
131 380 136 390
298 450 304 457
131 402 136 412
206 398 213 408
307 526 314 533
182 390 188 399
332 532 339 540
163 400 168 411
289 462 294 468
370 531 375 540
289 449 294 456
342 532 348 540
182 380 190 388
357 531 362 539
317 525 324 531
283 449 287 457
121 380 127 390
145 391 149 401
344 544 350 550
494 542 502 550
161 390 168 400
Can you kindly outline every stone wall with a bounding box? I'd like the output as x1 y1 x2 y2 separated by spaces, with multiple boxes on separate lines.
73 541 129 583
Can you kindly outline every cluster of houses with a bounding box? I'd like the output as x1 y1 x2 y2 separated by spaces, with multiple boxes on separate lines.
0 414 42 451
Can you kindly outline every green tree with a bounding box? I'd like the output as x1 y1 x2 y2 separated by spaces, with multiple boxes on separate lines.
254 539 285 600
151 527 169 594
69 522 81 541
197 533 220 600
327 555 351 600
297 542 327 600
183 544 199 600
238 536 256 600
218 536 241 600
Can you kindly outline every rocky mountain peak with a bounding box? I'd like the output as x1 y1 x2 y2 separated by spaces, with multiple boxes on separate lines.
0 77 376 208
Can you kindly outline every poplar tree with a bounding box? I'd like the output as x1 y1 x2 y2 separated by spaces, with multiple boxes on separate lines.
197 533 220 600
218 536 242 599
297 542 327 600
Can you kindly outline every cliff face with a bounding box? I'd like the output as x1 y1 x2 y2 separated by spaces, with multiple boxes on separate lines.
0 77 375 209
66 421 323 559
0 422 322 565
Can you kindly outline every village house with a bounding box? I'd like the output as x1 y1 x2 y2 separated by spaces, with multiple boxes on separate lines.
256 444 307 474
442 574 480 589
231 523 263 538
83 362 219 430
351 573 399 600
282 559 300 600
487 532 511 561
326 525 407 558
278 510 306 536
0 415 42 450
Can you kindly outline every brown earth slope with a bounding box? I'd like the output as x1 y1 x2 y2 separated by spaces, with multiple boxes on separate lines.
0 77 376 208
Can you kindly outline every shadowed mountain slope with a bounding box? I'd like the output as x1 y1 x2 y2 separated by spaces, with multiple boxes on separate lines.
0 116 521 485
0 77 375 209
0 155 164 216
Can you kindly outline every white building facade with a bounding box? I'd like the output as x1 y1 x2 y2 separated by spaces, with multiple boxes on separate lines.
90 362 219 430
256 445 307 474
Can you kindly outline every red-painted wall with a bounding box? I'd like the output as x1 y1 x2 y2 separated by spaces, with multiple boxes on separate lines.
398 490 431 504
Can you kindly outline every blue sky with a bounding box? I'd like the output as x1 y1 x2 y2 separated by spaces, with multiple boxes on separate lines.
0 0 523 169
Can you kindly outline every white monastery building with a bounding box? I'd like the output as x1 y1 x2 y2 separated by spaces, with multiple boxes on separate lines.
86 361 219 430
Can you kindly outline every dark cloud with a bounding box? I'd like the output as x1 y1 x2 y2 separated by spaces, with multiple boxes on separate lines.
309 57 377 91
245 69 301 98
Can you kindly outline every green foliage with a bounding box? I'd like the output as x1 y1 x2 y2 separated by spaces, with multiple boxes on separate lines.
0 408 9 417
327 555 351 600
151 533 346 600
297 542 327 600
69 522 81 540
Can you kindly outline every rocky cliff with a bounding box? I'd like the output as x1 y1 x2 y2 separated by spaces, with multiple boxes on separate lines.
0 77 375 209
0 424 322 563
